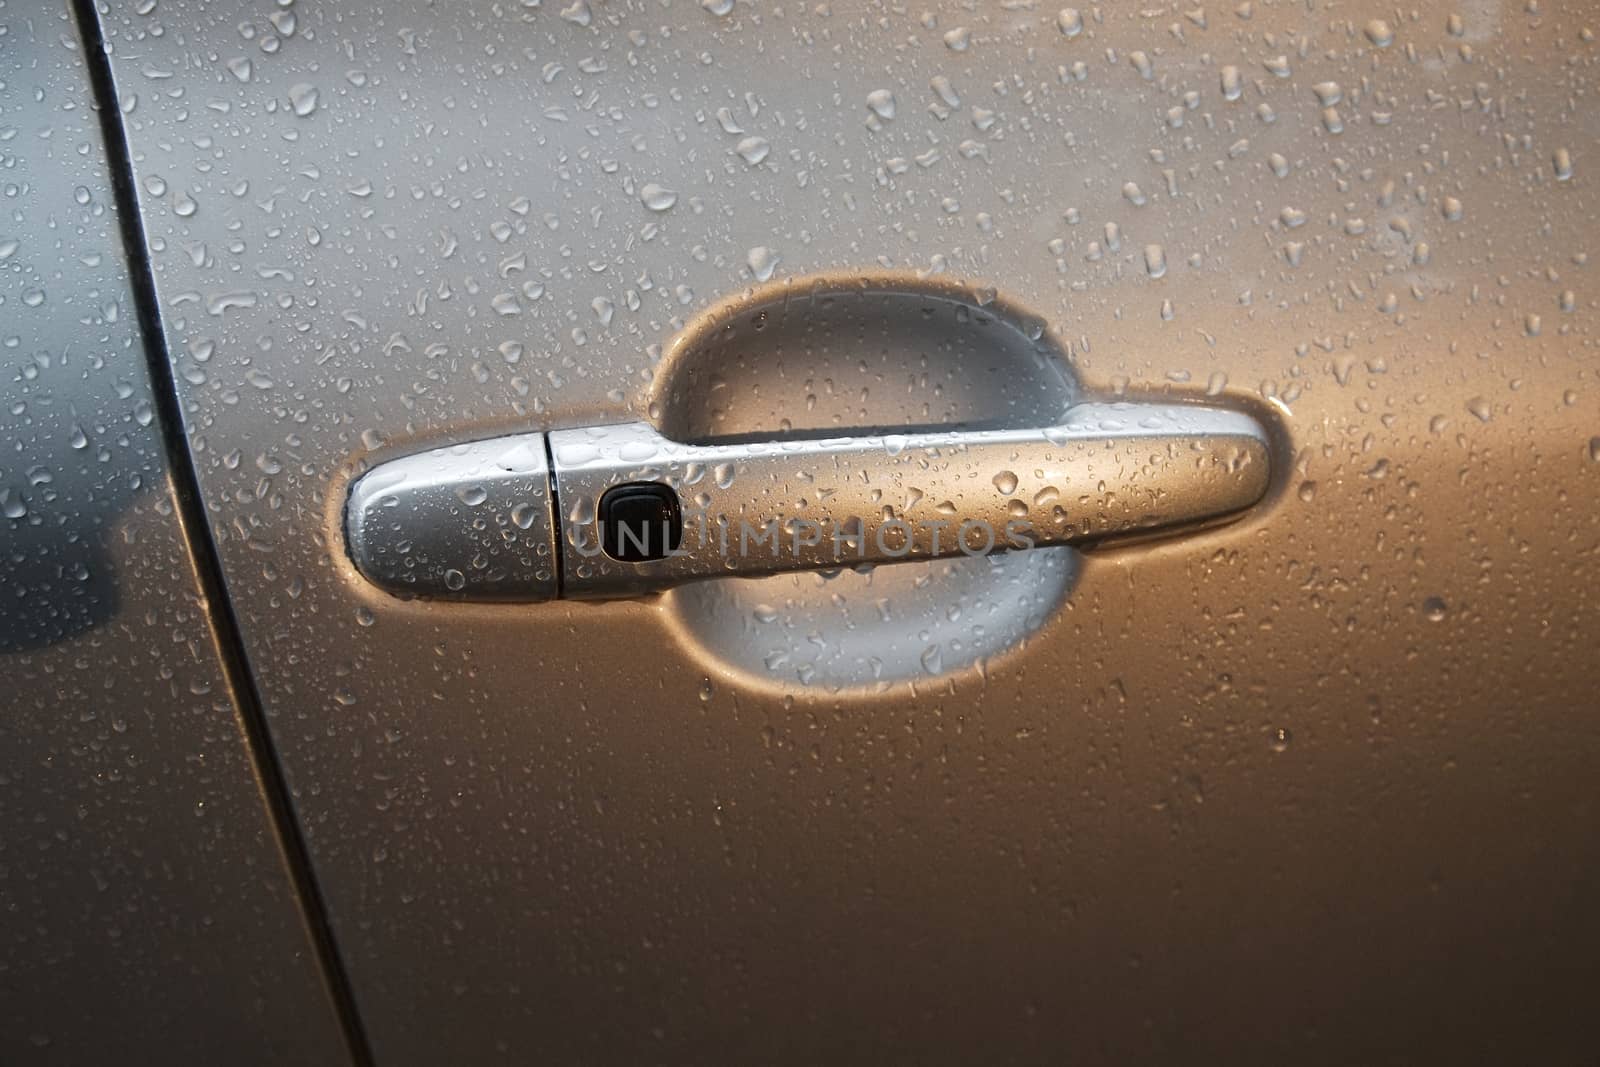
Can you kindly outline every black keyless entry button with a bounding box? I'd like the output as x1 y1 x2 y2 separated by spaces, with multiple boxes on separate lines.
598 483 683 562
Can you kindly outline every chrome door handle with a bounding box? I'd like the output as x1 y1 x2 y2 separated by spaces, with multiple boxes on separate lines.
345 401 1270 602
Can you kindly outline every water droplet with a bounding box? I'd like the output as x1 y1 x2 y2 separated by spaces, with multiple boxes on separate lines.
288 83 319 117
866 89 896 120
747 245 780 282
1220 65 1242 101
206 290 256 315
1364 19 1394 47
1554 147 1573 182
568 495 596 524
1269 726 1292 753
560 0 592 27
735 136 769 165
1422 597 1449 622
641 183 678 211
992 470 1019 495
1056 8 1083 37
1144 244 1167 278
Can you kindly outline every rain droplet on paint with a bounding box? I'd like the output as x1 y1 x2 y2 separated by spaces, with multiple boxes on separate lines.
1144 244 1168 278
641 183 678 211
736 136 770 165
288 83 319 117
747 245 780 282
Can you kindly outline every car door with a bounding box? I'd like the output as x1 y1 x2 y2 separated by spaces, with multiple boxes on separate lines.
91 0 1599 1062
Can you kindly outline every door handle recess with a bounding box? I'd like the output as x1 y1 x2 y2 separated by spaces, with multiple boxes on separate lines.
345 402 1270 602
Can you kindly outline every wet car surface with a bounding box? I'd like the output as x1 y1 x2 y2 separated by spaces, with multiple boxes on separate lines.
4 0 1599 1063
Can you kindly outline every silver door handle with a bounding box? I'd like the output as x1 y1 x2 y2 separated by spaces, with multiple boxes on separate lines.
345 402 1270 602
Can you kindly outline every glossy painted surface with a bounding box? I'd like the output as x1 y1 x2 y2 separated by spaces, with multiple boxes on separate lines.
0 4 349 1063
93 0 1600 1061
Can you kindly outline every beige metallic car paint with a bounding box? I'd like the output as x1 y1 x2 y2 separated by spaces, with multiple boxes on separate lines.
87 0 1600 1061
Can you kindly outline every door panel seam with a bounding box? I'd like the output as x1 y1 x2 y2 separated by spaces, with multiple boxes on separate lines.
68 4 377 1063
